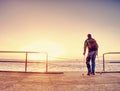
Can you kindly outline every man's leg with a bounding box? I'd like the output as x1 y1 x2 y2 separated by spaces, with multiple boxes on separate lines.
86 56 91 75
91 54 96 75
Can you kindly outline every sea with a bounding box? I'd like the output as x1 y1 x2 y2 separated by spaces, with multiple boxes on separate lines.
0 59 120 72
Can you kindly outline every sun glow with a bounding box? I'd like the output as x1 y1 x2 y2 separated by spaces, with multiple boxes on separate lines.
23 40 65 60
28 53 47 61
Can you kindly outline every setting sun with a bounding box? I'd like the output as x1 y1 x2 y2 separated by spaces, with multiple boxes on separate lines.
23 40 65 60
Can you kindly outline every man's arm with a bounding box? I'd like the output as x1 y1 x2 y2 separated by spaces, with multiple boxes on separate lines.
83 40 87 55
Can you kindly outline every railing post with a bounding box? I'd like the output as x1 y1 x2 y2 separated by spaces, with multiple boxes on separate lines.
25 52 28 72
46 52 48 72
103 54 105 72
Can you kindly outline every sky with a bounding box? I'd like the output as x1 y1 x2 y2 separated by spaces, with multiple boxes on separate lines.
0 0 120 60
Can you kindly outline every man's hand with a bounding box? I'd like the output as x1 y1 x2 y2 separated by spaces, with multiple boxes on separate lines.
96 50 98 56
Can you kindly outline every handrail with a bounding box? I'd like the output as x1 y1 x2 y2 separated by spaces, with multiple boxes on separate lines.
103 52 120 55
0 51 48 72
0 51 47 54
103 52 120 72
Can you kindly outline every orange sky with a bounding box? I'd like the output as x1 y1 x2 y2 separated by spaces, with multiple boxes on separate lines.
0 0 120 60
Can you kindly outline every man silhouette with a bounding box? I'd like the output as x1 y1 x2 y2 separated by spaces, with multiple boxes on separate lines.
83 34 98 75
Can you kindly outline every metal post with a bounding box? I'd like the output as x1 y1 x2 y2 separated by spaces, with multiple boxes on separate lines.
103 54 105 72
46 53 48 72
25 52 28 72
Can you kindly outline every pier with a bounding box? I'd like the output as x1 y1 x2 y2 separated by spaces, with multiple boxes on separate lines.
0 71 120 91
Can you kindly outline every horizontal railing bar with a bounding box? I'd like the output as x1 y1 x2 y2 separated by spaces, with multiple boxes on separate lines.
0 51 47 54
104 52 120 55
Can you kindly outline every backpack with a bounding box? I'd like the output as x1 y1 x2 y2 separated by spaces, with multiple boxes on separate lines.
86 38 98 50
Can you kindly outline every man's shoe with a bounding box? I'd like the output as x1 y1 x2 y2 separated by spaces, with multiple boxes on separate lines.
87 72 90 76
91 72 95 75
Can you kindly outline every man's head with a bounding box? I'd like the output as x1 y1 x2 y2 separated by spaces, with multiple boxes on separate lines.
87 34 92 39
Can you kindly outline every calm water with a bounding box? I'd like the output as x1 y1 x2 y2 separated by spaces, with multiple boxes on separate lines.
0 60 119 72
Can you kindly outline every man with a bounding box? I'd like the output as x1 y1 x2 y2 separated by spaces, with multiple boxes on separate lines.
83 34 98 75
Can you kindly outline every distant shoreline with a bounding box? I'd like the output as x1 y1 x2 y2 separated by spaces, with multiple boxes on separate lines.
0 59 120 63
109 61 120 63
